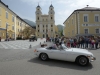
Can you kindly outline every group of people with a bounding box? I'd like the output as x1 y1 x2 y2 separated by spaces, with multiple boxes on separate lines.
48 35 100 49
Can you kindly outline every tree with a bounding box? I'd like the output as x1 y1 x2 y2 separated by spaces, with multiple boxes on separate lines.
20 26 36 39
58 30 63 37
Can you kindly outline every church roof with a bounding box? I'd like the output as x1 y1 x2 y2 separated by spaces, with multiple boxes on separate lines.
50 4 53 7
37 5 40 8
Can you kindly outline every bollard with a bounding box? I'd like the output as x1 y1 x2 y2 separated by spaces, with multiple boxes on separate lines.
29 44 32 49
40 42 41 45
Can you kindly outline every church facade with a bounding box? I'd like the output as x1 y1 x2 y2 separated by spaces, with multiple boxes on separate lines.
35 4 56 38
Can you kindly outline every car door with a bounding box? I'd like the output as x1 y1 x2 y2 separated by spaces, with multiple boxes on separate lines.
49 49 67 61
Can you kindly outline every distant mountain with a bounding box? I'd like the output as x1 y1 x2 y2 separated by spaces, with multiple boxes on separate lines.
23 19 36 27
57 25 64 31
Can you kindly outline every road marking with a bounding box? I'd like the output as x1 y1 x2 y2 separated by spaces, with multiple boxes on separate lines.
0 43 9 49
2 42 18 49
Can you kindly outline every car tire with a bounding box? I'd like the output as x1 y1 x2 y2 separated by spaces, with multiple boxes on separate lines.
40 53 48 61
76 56 89 66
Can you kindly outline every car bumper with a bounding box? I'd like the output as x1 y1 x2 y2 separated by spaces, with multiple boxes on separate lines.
90 57 96 62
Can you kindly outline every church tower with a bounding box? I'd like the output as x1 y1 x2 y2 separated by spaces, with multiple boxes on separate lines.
48 4 55 38
48 4 55 22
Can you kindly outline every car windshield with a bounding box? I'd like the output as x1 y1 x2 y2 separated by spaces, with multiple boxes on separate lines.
61 44 68 49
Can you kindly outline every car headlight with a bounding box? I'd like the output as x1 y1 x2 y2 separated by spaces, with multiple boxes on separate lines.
87 55 93 57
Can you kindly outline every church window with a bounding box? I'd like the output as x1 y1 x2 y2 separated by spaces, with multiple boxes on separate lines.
38 17 39 20
51 17 52 19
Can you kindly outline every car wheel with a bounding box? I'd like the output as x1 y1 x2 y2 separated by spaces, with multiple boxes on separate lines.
77 56 89 66
40 53 48 61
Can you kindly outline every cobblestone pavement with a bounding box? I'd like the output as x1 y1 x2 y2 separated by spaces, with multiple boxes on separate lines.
0 38 46 49
0 43 100 75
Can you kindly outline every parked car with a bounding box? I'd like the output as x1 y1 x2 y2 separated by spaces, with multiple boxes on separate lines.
29 35 37 41
34 44 96 66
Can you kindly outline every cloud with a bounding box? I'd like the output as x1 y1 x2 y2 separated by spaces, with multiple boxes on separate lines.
20 0 49 6
19 0 100 25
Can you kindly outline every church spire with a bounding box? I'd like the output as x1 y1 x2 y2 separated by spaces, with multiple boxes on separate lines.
50 1 53 7
37 2 40 7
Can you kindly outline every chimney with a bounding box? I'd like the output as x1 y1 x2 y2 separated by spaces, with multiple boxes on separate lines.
6 5 8 8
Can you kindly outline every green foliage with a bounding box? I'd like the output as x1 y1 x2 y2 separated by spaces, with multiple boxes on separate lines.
20 26 35 39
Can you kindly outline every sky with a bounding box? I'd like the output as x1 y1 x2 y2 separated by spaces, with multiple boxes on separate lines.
2 0 100 25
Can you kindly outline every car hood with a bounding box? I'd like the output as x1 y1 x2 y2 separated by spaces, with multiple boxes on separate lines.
68 48 92 55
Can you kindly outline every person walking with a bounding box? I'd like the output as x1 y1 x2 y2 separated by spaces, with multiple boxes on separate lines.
95 37 99 49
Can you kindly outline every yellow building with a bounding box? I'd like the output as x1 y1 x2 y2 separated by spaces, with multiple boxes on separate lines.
63 6 100 37
0 0 32 40
54 25 58 37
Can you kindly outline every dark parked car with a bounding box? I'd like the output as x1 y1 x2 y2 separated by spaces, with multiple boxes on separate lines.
29 35 37 42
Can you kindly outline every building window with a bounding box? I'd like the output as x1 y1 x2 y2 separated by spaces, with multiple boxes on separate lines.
38 17 39 20
84 15 88 22
0 20 1 27
20 23 21 26
12 16 14 22
38 30 39 32
43 25 44 27
84 29 88 34
6 23 8 29
18 22 19 25
0 7 1 15
51 17 52 19
51 30 53 32
68 32 70 35
68 22 69 27
6 11 8 19
12 25 14 30
3 33 4 36
43 19 44 21
72 30 74 34
95 29 99 33
51 25 53 27
0 32 1 36
95 16 99 22
46 25 48 27
46 29 48 32
72 19 74 25
43 30 44 32
38 25 39 27
18 29 19 32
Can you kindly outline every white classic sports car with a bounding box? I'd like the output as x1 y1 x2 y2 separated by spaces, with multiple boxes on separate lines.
34 44 96 66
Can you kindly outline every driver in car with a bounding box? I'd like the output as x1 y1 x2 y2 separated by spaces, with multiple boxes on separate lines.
52 43 58 49
58 43 63 50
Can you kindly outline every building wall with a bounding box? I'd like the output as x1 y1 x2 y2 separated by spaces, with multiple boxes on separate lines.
79 11 100 35
0 2 16 39
64 13 76 37
0 1 32 40
0 29 6 39
64 10 100 37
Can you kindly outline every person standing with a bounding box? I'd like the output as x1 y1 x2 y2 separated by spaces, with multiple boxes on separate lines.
0 36 1 42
